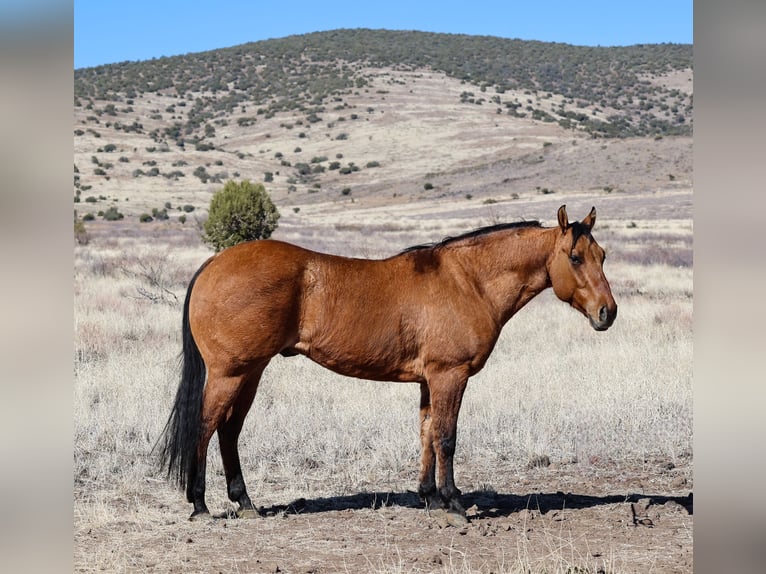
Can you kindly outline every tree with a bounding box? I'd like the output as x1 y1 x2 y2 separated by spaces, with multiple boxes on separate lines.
202 180 280 252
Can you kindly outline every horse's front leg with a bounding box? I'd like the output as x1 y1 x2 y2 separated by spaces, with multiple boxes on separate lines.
417 382 440 509
425 370 469 516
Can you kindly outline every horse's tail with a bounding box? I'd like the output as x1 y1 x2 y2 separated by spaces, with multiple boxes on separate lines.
154 259 211 490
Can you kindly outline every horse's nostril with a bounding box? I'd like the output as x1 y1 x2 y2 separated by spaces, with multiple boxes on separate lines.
599 305 608 322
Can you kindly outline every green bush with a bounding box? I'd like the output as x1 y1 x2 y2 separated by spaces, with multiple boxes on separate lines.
102 206 124 221
152 208 169 220
202 180 280 252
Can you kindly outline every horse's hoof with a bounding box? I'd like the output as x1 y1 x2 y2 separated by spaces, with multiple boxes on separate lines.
236 508 260 519
188 510 211 521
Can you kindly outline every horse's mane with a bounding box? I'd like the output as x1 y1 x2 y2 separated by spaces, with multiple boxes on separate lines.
399 221 542 255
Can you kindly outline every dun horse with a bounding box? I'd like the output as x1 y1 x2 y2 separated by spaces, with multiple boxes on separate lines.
157 205 617 520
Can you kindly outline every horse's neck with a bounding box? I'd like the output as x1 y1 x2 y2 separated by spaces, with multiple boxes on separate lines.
451 227 555 325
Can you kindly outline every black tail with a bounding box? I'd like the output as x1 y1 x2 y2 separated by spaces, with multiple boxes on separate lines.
154 260 210 491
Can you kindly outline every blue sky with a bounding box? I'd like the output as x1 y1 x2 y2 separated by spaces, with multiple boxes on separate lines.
74 0 692 69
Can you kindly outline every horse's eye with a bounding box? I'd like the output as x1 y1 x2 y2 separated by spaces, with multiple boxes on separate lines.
569 254 582 265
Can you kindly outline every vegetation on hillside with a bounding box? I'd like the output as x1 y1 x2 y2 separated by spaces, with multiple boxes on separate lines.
74 29 692 139
202 180 280 251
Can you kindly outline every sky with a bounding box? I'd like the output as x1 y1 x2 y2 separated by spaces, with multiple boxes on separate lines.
74 0 692 69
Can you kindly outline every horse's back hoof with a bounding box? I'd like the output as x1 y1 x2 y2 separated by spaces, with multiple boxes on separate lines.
188 509 211 521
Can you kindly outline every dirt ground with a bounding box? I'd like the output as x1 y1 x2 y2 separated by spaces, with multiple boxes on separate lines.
75 457 692 573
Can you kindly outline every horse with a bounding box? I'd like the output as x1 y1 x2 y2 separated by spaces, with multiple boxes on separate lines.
156 205 617 520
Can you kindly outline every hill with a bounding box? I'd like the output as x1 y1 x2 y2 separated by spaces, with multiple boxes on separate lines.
73 29 692 224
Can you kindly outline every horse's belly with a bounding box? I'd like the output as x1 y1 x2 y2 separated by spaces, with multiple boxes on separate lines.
293 340 423 383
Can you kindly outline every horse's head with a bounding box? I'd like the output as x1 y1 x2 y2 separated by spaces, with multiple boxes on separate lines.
548 205 617 331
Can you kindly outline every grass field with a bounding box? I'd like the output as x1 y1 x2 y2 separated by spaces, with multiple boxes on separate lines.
74 209 692 572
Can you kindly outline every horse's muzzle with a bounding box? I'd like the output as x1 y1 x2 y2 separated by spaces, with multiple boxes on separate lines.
589 303 617 331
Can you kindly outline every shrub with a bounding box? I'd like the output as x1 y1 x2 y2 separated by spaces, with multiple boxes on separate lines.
424 182 434 190
102 206 124 221
152 208 169 220
339 164 359 175
193 166 209 182
202 180 280 252
74 219 89 245
294 163 311 176
139 214 153 223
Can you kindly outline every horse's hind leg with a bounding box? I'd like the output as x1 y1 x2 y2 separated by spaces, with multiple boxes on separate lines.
187 369 256 519
217 363 268 518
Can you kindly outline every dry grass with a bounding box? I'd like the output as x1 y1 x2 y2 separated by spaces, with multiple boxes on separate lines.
74 215 692 573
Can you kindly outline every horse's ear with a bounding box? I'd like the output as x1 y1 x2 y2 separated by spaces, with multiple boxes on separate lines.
557 205 569 233
582 206 597 231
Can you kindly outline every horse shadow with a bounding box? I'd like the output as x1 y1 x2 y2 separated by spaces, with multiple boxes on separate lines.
253 489 693 519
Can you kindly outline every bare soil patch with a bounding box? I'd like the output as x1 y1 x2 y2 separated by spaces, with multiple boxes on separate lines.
75 458 692 573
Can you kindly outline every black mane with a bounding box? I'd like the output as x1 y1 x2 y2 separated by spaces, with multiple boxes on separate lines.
400 220 542 254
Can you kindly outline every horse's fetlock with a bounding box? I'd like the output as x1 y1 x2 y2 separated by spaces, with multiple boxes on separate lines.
227 475 247 502
440 484 462 501
418 481 437 499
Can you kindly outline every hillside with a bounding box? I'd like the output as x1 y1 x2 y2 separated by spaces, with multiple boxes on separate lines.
73 29 692 225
